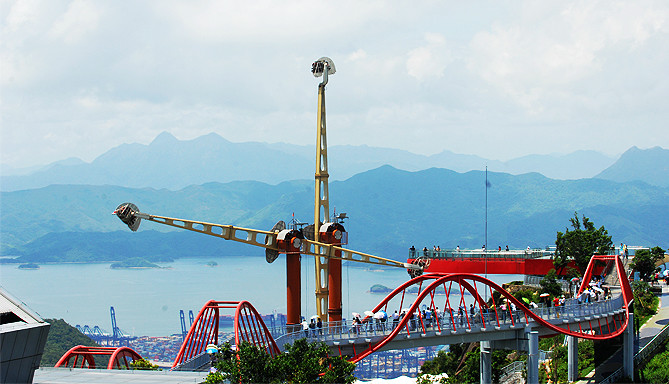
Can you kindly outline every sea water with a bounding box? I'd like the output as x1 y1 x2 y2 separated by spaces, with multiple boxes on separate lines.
0 256 522 336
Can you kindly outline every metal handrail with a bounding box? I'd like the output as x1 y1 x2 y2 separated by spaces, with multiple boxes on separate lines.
500 360 525 379
272 294 622 349
635 323 669 365
409 249 553 260
498 349 552 380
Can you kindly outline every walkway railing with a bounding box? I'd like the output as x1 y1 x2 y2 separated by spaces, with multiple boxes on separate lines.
272 294 623 351
409 249 553 260
499 350 552 381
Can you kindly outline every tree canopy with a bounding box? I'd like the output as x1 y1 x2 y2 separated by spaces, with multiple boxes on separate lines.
419 343 510 384
630 246 666 282
205 339 355 384
554 212 613 274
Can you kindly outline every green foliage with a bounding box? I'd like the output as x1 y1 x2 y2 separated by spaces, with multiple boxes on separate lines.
539 269 563 297
578 339 595 376
419 343 510 384
206 339 355 384
512 289 538 307
540 336 594 383
554 212 613 274
41 318 98 367
632 281 660 329
129 358 161 370
641 339 669 383
631 247 666 282
420 349 460 379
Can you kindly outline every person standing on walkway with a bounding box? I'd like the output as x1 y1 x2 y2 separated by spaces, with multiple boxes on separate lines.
624 244 628 261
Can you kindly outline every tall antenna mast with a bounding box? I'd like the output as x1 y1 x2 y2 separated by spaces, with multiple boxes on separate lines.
312 57 336 321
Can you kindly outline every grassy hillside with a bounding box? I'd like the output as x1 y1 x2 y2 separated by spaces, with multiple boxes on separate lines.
41 318 98 367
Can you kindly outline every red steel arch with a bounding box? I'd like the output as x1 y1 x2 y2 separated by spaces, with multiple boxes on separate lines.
171 255 632 368
347 254 632 363
173 300 279 368
54 345 144 369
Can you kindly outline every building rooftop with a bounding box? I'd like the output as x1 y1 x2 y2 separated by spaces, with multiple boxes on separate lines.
33 367 208 384
1 286 51 383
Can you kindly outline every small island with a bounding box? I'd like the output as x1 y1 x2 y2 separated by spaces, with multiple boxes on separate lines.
207 261 218 267
369 284 393 294
18 263 40 270
110 258 160 269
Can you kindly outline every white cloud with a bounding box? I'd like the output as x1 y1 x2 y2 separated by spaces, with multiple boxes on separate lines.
48 0 100 44
467 0 669 114
155 0 389 44
406 33 452 81
1 1 668 168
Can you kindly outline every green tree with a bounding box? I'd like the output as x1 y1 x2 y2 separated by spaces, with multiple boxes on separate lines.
129 358 161 370
419 343 510 384
206 339 355 384
539 269 563 298
630 246 666 281
539 336 595 383
554 212 613 274
631 281 659 330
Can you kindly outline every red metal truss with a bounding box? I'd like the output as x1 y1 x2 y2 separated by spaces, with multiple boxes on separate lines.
170 255 632 369
347 254 633 363
173 300 279 368
54 345 143 369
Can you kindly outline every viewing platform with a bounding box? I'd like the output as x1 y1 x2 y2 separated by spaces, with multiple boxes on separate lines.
407 248 576 275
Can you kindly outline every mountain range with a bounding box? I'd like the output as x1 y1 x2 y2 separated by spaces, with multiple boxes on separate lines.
1 132 628 192
1 132 667 263
2 165 667 263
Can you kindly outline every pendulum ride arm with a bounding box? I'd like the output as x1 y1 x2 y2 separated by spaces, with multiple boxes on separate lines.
113 58 423 324
113 203 420 272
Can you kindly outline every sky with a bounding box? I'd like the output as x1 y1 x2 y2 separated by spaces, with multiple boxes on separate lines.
2 0 668 170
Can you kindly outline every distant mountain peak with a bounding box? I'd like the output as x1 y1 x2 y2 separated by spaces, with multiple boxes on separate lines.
150 131 178 145
595 146 669 187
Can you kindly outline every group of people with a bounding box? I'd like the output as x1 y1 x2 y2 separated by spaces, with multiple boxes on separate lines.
409 245 530 256
619 243 629 261
652 271 669 285
301 316 323 337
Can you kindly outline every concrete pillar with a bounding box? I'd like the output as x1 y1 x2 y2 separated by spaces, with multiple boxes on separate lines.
480 340 492 384
623 312 634 379
527 331 539 384
567 335 578 382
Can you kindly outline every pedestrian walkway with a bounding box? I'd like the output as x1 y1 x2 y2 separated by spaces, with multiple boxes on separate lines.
639 283 669 346
576 283 669 383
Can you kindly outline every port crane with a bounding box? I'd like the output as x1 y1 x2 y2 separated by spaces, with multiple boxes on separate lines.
114 57 422 327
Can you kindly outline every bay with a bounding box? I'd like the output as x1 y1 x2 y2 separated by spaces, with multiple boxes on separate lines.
0 256 521 337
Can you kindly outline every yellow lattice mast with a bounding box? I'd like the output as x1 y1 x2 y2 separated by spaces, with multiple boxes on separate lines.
311 57 336 321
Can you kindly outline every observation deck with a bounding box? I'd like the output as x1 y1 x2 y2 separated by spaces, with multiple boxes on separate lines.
408 248 581 275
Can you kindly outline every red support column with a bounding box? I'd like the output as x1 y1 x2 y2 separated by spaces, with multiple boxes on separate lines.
328 251 342 322
286 252 301 328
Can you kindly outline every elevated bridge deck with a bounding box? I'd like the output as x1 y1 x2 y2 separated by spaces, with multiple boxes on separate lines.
274 294 626 356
